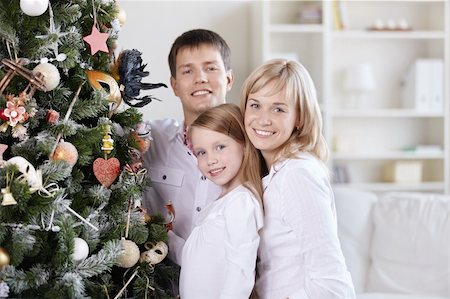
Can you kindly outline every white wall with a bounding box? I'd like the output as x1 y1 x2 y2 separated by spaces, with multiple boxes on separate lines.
117 0 252 122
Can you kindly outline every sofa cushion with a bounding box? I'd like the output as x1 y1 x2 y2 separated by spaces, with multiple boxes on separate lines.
334 187 378 293
367 192 450 297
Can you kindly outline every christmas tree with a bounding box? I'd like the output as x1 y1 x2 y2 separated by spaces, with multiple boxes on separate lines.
0 0 178 298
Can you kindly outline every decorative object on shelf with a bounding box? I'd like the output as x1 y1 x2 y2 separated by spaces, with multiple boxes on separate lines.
298 3 322 24
343 62 376 109
383 161 423 183
20 0 49 17
369 18 411 31
401 59 444 112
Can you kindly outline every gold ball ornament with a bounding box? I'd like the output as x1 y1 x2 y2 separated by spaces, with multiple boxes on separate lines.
0 247 10 268
52 139 78 166
32 63 60 91
116 5 127 25
117 239 140 268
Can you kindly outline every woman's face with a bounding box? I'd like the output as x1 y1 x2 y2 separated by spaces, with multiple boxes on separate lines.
244 84 298 167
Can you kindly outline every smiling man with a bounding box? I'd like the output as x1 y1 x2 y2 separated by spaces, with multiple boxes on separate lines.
142 29 234 266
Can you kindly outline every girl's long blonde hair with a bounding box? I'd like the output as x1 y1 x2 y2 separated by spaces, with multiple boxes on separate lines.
240 59 328 167
190 103 264 202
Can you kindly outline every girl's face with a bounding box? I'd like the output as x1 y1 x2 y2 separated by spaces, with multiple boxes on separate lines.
244 84 298 168
191 127 244 196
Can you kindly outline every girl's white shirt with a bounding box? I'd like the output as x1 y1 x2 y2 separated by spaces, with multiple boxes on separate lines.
179 184 263 299
256 152 356 299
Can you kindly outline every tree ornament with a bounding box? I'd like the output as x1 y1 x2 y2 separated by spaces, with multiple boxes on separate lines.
113 49 167 108
71 237 89 262
20 0 48 17
116 238 140 268
86 70 122 117
51 139 78 166
140 241 168 265
93 157 120 188
101 125 114 154
46 109 60 124
0 58 46 97
0 281 9 298
116 4 127 26
1 187 16 206
83 25 109 55
32 63 60 91
131 122 152 153
0 247 10 268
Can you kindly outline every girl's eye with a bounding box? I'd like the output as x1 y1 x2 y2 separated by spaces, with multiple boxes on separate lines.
216 144 225 151
195 150 205 157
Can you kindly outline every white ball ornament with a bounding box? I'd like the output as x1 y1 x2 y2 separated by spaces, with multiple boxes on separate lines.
116 5 127 25
72 237 89 261
33 63 60 91
20 0 49 17
117 239 140 268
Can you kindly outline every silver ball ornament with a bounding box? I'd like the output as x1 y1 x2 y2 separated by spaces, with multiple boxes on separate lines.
20 0 49 17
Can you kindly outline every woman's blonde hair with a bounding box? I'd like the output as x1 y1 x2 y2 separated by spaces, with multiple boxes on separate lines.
190 103 264 202
240 59 328 165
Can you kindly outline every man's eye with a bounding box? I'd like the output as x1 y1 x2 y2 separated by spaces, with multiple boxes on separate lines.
181 69 192 75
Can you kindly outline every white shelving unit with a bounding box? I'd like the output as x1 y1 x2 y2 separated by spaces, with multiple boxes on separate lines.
252 0 449 194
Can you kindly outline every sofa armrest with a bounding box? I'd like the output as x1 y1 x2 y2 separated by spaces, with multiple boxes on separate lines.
334 187 378 293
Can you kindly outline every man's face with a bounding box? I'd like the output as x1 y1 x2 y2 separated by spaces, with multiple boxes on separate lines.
170 44 233 124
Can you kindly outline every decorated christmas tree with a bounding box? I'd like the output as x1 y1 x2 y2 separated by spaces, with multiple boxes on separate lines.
0 0 177 298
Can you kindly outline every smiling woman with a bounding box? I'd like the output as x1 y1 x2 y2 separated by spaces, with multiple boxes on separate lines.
240 59 356 299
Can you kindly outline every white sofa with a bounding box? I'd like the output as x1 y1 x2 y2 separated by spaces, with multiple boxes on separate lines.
333 188 450 299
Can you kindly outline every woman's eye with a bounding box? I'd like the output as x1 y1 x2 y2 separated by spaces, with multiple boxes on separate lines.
274 107 285 113
249 103 259 109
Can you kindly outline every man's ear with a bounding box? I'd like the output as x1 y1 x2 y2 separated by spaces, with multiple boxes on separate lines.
170 76 179 97
226 70 234 91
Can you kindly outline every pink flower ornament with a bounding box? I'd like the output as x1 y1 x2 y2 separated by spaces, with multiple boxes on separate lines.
4 101 26 127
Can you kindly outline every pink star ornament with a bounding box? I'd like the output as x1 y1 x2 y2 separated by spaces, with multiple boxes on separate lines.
83 25 109 55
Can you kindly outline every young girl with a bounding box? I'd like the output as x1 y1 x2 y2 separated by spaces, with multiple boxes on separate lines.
240 59 355 299
179 103 263 299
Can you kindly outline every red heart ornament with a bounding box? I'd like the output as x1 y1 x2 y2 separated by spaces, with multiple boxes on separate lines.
93 157 120 188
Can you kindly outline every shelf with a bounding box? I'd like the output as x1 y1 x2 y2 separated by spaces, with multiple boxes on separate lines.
332 109 445 118
332 151 445 160
332 30 446 39
333 182 445 192
269 24 323 33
